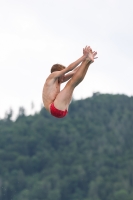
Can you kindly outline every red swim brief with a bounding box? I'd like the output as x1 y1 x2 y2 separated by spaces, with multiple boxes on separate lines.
50 102 68 118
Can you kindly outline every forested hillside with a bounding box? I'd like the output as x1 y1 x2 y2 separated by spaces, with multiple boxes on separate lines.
0 93 133 200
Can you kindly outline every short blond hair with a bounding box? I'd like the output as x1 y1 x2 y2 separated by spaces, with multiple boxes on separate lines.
51 64 66 73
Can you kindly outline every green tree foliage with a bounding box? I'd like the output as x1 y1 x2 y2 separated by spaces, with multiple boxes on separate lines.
0 94 133 200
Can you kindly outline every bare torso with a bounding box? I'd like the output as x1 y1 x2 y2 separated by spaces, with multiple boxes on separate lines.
42 76 61 112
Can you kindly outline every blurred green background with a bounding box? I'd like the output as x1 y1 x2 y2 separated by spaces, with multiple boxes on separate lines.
0 93 133 200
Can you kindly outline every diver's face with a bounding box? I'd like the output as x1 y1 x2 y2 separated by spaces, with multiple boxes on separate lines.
58 75 64 83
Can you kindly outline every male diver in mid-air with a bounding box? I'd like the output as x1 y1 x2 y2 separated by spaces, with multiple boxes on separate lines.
42 46 98 118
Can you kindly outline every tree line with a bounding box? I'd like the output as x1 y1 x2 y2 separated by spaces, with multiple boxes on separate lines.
0 93 133 200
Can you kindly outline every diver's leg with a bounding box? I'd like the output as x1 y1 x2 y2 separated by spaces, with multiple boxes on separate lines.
54 60 91 110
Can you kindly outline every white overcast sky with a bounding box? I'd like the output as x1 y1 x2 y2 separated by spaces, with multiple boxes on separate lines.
0 0 133 118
